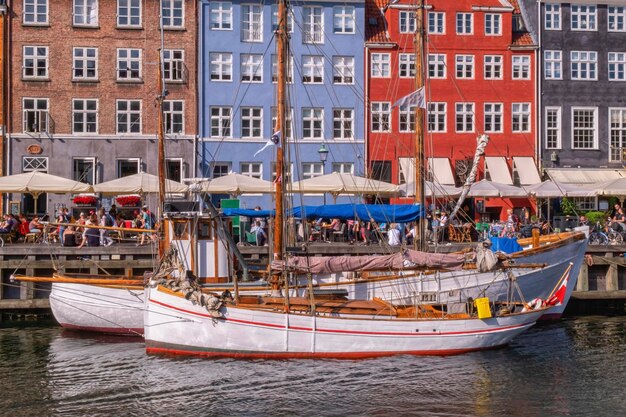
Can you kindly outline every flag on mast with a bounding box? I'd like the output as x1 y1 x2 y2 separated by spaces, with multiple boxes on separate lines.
392 87 426 109
254 131 282 157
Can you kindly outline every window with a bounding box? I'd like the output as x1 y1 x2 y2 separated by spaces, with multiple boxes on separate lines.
333 6 354 34
484 103 503 133
212 163 230 178
609 52 626 81
73 47 98 80
428 54 446 78
512 55 530 79
371 102 390 132
272 54 294 83
571 5 596 31
210 1 232 30
23 156 48 172
271 107 292 139
241 54 263 83
455 103 474 132
210 52 232 81
610 108 626 161
241 107 263 138
399 54 415 78
117 0 141 27
371 161 392 183
117 48 142 80
72 99 98 133
116 100 141 134
608 6 626 32
428 11 445 34
455 55 474 79
161 0 184 28
456 12 473 34
332 163 353 174
333 109 353 139
332 56 354 84
302 55 323 83
399 11 416 33
240 162 262 179
303 6 323 43
371 53 390 77
484 55 502 79
571 51 597 80
545 107 561 149
271 5 293 32
163 49 185 82
117 158 140 178
572 107 597 149
23 46 48 79
73 0 98 26
241 4 263 42
544 4 561 30
166 158 183 182
164 100 184 134
428 102 446 132
302 108 323 139
544 50 562 79
23 0 48 25
485 13 501 35
73 158 96 184
210 107 231 137
302 163 323 180
512 103 530 132
22 98 49 133
399 105 415 132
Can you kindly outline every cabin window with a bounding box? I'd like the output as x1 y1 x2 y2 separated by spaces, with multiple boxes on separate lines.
198 221 213 240
173 221 189 239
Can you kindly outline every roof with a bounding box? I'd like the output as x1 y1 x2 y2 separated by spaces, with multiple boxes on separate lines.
512 32 535 46
365 0 391 44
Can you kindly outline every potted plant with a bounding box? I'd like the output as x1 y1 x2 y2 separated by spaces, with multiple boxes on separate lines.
73 195 98 206
116 195 142 207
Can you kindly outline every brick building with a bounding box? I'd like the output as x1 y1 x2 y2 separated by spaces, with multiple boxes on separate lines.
365 0 539 219
3 0 196 216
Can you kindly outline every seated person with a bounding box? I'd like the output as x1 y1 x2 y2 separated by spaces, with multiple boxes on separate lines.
387 223 401 246
28 217 44 234
250 220 267 246
17 214 30 238
63 225 79 247
578 215 589 227
0 214 18 233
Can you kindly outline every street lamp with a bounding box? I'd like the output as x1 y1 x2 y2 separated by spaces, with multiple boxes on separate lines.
318 144 329 205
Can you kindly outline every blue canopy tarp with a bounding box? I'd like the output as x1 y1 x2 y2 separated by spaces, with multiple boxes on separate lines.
490 237 523 254
222 208 274 218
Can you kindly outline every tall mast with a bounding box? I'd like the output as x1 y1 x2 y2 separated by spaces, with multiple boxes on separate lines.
156 49 166 258
414 0 426 251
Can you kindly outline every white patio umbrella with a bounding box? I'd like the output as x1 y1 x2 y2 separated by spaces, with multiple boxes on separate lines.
590 178 626 196
399 181 462 198
467 179 527 198
291 172 399 196
523 180 596 198
0 171 93 215
197 173 274 196
93 172 188 195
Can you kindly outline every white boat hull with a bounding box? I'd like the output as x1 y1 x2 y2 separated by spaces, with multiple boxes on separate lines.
50 283 144 335
145 285 546 358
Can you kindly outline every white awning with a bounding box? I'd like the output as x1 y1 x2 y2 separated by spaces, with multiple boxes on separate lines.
485 156 513 185
398 157 415 184
545 168 625 185
513 156 541 185
428 157 455 185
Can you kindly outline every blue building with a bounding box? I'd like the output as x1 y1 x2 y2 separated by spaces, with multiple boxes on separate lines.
198 0 366 208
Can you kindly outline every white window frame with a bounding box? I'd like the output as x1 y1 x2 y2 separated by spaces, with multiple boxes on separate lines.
240 54 263 83
512 103 531 133
332 56 354 84
163 49 185 82
302 162 323 180
332 163 354 174
371 53 390 78
571 107 598 149
399 105 415 133
22 98 50 133
455 102 474 133
212 162 231 178
302 55 324 84
484 55 502 80
570 51 597 81
23 46 48 79
272 54 294 83
23 156 49 172
428 102 447 133
161 0 184 29
609 108 626 161
115 99 142 134
271 5 294 32
428 11 445 34
241 4 263 42
72 98 98 134
210 1 233 30
484 13 502 36
271 107 293 139
571 5 597 31
399 11 416 33
210 52 232 82
545 106 562 149
73 157 96 184
371 102 391 132
544 50 562 80
333 6 355 34
544 3 561 30
117 48 142 81
166 158 184 182
240 162 263 179
302 108 324 139
608 52 626 81
399 53 416 78
455 54 474 79
484 103 503 133
117 0 141 28
116 158 141 178
210 107 232 138
333 108 354 140
164 100 184 134
23 0 48 25
608 6 626 32
456 12 473 35
303 6 324 44
73 0 98 27
512 55 530 80
428 54 446 79
241 107 263 139
73 47 98 81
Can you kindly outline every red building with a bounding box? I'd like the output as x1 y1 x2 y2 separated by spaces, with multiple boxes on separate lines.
365 0 538 220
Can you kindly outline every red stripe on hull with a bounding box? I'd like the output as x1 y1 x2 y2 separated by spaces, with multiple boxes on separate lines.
59 322 143 336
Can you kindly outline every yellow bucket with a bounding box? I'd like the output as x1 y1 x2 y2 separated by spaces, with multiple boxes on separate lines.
474 297 492 319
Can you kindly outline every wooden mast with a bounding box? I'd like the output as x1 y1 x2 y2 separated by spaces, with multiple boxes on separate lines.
156 49 166 258
414 0 426 251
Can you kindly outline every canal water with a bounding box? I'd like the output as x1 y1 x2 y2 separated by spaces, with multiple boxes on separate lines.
1 316 625 417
